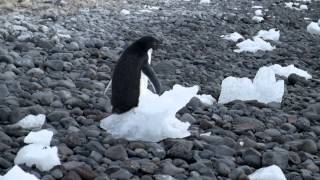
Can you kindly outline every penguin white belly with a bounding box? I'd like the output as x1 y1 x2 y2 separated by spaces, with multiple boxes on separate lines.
140 49 153 95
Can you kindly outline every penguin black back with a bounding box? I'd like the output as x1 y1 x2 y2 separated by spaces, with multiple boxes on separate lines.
111 36 161 114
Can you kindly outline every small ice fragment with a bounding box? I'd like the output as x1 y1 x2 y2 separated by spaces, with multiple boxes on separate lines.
0 165 39 180
149 6 160 10
138 9 153 13
24 129 53 146
252 6 263 9
299 5 308 10
223 32 244 42
268 64 312 79
255 9 263 16
252 16 264 23
15 114 46 129
195 94 216 106
285 2 293 8
234 37 275 53
307 22 320 35
120 9 130 15
200 132 211 136
199 0 210 4
249 165 287 180
14 144 60 172
255 28 280 41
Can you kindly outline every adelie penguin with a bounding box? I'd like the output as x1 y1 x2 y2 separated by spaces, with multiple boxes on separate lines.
110 36 162 114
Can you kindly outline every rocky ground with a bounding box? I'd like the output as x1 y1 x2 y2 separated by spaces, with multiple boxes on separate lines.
0 0 320 179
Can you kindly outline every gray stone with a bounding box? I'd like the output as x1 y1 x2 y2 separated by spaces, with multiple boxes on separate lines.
110 169 132 180
262 150 288 169
167 140 193 160
0 84 9 98
61 171 81 180
242 148 261 168
46 60 64 71
50 168 63 179
161 161 185 175
140 160 158 174
15 57 34 68
105 145 128 161
301 139 318 154
181 113 197 123
0 55 14 64
47 110 70 122
214 161 230 177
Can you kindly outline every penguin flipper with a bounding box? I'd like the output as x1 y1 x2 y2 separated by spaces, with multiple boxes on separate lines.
142 63 162 95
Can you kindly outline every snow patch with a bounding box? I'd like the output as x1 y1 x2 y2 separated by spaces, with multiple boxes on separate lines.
222 32 244 42
249 165 287 180
15 114 46 129
0 165 39 180
218 64 311 104
234 37 275 53
100 85 199 142
255 28 280 41
307 22 320 35
24 129 53 146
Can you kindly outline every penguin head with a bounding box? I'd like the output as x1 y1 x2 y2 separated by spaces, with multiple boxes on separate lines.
136 36 161 51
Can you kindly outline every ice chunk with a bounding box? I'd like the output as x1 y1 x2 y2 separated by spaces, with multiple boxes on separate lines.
100 84 199 142
268 64 312 79
120 9 130 15
249 165 286 180
252 6 263 9
15 114 46 129
218 64 311 104
307 22 320 35
24 129 53 146
143 5 160 10
138 9 153 13
199 0 210 4
285 2 294 8
255 9 263 16
222 32 244 42
234 37 275 53
218 67 284 104
195 94 216 106
252 16 264 22
299 5 308 10
14 144 60 172
0 165 39 180
255 28 280 41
